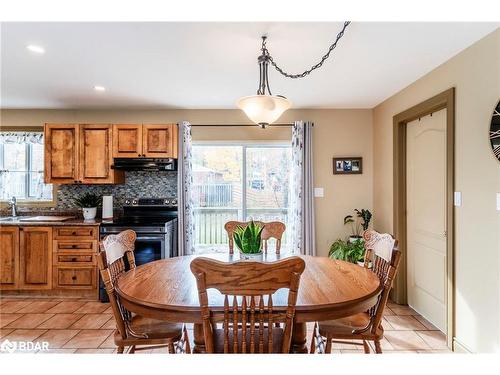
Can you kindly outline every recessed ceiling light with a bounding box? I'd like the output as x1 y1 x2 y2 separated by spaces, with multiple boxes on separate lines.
26 45 45 54
94 86 106 92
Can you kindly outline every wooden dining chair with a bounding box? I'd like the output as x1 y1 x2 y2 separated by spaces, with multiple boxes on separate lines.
190 256 305 353
261 221 286 254
98 229 191 354
224 220 286 255
310 230 401 354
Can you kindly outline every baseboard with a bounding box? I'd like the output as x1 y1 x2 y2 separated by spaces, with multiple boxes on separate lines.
453 338 473 353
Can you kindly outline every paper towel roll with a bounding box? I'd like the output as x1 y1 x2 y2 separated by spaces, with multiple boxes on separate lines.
102 195 113 219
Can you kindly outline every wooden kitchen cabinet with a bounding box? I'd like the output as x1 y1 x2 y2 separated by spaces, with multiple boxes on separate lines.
113 124 143 158
44 123 124 184
44 123 79 184
113 123 178 158
79 124 124 184
142 124 178 158
19 226 52 290
0 227 19 289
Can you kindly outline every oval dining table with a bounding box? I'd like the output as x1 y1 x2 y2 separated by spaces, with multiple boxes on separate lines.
115 253 381 353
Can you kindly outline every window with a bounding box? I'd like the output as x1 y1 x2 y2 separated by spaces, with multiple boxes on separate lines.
192 143 291 253
0 131 53 202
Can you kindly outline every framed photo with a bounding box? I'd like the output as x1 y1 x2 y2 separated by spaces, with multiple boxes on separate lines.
333 157 363 175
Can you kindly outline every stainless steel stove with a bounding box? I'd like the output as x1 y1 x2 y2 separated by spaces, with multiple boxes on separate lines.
99 197 178 302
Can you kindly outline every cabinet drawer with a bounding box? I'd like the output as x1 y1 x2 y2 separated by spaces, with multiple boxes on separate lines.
55 267 96 289
54 240 97 252
54 226 97 240
56 254 94 264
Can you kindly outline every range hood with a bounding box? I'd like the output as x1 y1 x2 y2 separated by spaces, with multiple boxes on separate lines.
112 158 177 171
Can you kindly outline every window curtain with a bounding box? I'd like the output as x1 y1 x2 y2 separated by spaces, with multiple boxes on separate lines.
0 131 45 200
288 121 316 255
177 121 195 256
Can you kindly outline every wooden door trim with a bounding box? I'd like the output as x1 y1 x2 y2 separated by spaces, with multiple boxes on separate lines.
392 87 455 349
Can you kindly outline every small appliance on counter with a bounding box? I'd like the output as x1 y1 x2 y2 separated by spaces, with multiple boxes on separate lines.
102 195 113 219
98 197 178 302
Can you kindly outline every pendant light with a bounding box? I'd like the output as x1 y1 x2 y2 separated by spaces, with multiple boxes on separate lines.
237 22 351 128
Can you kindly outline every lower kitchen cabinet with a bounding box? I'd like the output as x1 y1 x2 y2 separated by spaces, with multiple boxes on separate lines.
0 227 20 289
19 226 53 289
0 225 99 297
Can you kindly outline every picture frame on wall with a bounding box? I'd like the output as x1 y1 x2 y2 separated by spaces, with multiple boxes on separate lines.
333 157 363 174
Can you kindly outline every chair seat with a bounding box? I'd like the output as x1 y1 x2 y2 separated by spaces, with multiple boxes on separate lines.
318 312 383 339
212 327 285 353
127 315 183 340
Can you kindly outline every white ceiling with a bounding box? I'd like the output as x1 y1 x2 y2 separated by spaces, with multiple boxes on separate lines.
1 22 498 109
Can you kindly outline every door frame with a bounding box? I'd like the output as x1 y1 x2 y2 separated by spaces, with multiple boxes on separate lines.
392 87 455 348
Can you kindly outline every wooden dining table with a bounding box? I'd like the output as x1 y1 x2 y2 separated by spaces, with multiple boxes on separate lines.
115 253 381 353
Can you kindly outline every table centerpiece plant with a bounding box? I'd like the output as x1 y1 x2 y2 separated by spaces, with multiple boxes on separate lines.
233 220 264 260
328 238 365 266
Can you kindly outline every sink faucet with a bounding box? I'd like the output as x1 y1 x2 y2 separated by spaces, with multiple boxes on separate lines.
8 196 17 217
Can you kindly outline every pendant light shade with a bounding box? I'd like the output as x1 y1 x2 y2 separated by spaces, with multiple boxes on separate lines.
237 94 292 128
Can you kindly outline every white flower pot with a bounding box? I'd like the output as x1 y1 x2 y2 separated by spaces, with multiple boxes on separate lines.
82 207 97 220
349 236 363 243
239 251 263 261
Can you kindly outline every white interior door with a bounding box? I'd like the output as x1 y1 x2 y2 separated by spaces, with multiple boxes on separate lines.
406 108 447 332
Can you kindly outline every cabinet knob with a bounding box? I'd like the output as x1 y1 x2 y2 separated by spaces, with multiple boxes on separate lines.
138 154 141 157
72 245 77 248
71 276 77 280
72 232 76 235
72 257 77 262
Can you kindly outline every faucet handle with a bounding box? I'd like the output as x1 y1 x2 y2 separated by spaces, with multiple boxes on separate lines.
9 196 17 205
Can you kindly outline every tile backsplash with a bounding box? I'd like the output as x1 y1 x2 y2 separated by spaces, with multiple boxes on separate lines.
56 171 178 210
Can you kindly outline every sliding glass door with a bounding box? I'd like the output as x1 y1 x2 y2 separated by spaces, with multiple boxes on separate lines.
192 143 291 253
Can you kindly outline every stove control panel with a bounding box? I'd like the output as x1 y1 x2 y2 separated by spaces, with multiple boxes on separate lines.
124 198 178 207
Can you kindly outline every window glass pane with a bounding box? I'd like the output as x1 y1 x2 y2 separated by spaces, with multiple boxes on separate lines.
1 143 27 199
3 143 26 171
245 146 291 222
192 146 243 252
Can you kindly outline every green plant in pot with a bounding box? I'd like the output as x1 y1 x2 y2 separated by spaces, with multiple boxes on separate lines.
329 238 365 265
344 208 372 242
73 193 101 220
233 221 264 260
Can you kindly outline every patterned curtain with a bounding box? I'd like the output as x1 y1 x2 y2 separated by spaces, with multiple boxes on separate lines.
288 121 316 255
177 122 195 255
0 132 43 145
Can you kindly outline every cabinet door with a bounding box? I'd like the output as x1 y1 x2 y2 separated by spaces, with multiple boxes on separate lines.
79 124 124 184
0 227 19 289
143 124 177 158
113 124 143 158
19 227 52 289
44 124 79 183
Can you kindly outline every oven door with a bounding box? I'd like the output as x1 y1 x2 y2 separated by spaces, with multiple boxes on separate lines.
133 233 166 266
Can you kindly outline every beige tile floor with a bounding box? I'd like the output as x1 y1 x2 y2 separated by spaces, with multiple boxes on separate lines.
0 297 452 354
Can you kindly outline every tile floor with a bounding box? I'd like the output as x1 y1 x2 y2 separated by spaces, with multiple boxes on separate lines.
0 297 452 354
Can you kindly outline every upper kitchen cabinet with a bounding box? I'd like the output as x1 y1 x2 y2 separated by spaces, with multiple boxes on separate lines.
44 123 124 184
113 124 143 158
143 124 178 158
79 124 124 184
44 123 79 184
112 123 178 158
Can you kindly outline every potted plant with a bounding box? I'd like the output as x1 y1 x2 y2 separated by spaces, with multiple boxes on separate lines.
233 220 264 260
328 238 365 265
344 208 372 243
74 193 101 220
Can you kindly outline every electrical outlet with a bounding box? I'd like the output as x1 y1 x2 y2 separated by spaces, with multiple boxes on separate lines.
454 192 462 207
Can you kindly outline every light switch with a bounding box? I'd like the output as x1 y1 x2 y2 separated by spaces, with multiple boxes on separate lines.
497 193 500 211
314 188 324 198
454 192 462 207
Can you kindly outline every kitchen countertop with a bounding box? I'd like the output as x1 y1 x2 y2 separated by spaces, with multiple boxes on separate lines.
0 217 102 226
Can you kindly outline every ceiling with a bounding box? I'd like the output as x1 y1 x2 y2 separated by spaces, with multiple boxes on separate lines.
1 22 498 109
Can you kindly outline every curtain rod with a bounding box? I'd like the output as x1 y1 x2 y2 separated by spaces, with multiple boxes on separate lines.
190 123 295 127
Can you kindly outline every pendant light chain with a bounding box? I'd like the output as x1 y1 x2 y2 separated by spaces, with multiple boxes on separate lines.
262 21 351 79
